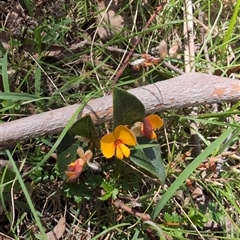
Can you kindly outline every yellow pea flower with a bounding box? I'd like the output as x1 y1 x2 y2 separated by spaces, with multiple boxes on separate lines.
131 115 164 139
65 147 93 182
100 125 137 160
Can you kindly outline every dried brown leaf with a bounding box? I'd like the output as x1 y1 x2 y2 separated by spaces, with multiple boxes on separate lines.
169 41 179 57
46 216 66 240
159 40 168 59
97 9 124 40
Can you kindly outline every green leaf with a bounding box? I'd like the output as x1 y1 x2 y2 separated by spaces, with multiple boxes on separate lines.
62 174 103 203
113 87 145 128
68 115 100 150
100 180 119 200
63 181 92 202
101 192 112 201
57 133 79 176
221 0 240 56
163 213 173 222
0 167 21 193
0 92 40 100
130 138 165 184
101 181 114 192
111 188 119 199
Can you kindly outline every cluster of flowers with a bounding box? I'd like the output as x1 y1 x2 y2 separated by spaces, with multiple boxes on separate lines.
65 115 163 182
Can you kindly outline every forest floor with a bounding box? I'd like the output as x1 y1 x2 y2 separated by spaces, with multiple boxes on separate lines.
0 0 240 239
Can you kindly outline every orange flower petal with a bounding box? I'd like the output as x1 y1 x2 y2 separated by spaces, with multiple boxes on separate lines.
114 125 137 146
68 159 83 171
100 133 116 158
146 115 164 129
119 143 130 158
65 159 83 182
116 143 124 160
65 170 82 182
150 131 157 139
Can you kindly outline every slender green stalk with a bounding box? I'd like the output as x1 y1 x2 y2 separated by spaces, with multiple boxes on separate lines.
221 0 240 56
5 150 48 239
0 163 17 238
1 52 15 117
34 66 41 97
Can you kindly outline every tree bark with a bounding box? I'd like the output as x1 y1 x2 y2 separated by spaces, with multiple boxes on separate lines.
1 72 240 149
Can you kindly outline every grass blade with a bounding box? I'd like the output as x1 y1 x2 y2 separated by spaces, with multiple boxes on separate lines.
5 150 48 239
152 127 234 220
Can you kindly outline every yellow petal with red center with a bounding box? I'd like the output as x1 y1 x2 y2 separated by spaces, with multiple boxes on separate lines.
114 125 137 146
146 115 164 129
100 133 116 158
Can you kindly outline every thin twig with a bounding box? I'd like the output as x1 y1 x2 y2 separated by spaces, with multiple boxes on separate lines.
189 107 202 157
184 0 195 72
162 61 184 75
97 188 151 221
111 198 151 221
174 199 205 240
197 2 212 74
112 1 168 85
85 41 184 75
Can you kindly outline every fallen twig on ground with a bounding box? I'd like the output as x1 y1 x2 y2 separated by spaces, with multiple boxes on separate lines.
0 72 240 149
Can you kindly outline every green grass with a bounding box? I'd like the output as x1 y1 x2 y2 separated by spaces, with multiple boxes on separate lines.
0 0 240 239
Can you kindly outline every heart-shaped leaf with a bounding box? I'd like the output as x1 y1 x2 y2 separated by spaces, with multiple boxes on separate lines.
68 115 100 150
113 87 145 128
130 138 165 184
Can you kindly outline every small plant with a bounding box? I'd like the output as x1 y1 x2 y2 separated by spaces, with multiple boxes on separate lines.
57 87 166 191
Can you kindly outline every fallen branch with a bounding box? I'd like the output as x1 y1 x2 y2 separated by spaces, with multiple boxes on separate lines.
0 72 240 149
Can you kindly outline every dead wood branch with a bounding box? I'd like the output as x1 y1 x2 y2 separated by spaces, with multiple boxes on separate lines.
0 72 240 149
